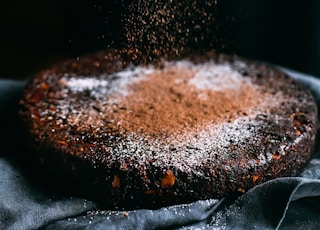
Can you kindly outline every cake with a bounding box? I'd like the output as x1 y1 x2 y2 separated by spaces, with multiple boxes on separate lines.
19 50 318 210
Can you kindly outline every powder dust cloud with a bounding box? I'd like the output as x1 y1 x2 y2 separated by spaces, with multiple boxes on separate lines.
103 0 233 64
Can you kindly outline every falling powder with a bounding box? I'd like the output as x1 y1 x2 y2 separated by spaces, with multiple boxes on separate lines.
121 0 221 63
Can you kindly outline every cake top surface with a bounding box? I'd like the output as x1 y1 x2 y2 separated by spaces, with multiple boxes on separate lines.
20 51 318 177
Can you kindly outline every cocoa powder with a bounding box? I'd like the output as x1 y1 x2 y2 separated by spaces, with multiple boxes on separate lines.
109 65 263 139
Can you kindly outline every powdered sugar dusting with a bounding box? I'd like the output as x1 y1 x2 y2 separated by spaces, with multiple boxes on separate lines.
109 109 276 176
64 60 249 97
188 61 251 91
63 65 156 99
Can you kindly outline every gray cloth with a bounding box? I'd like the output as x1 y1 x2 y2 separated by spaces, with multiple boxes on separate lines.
0 68 319 230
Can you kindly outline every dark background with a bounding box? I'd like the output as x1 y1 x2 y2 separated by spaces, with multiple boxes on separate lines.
1 0 319 79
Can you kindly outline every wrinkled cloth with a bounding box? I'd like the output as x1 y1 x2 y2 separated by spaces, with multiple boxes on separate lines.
0 68 319 230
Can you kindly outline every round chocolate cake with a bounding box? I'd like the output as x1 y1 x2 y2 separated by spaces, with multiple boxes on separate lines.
19 50 318 210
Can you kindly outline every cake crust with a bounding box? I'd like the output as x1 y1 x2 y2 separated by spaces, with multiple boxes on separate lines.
19 50 318 210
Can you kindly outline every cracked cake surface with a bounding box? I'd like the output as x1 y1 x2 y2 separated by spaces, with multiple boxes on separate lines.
19 50 318 210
